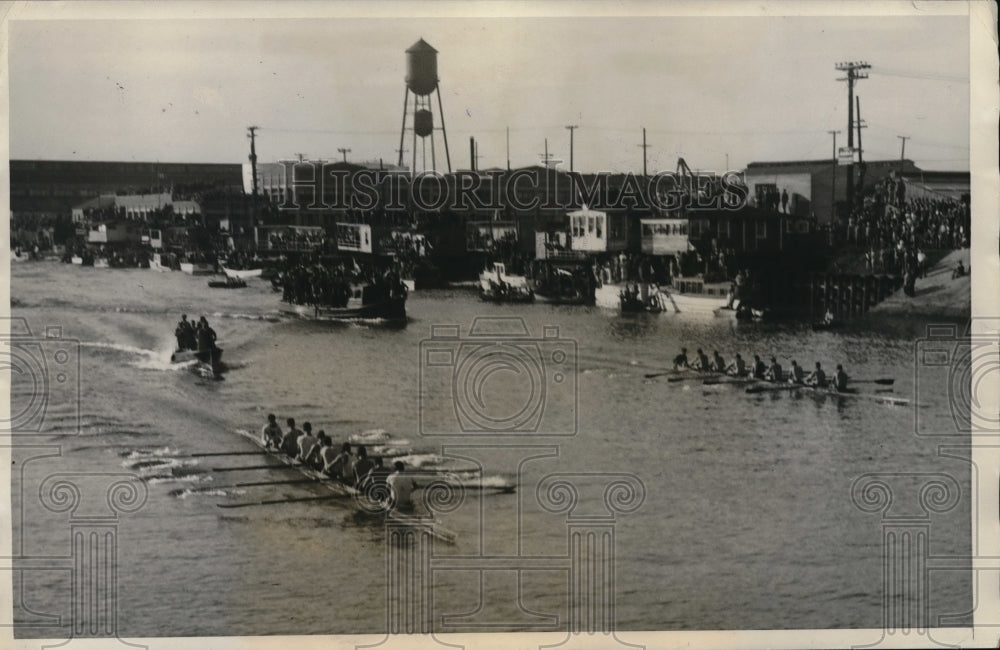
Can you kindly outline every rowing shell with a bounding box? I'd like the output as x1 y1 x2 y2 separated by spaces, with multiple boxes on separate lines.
745 383 909 405
232 428 458 544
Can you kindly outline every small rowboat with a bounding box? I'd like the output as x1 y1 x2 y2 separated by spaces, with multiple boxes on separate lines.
232 428 459 544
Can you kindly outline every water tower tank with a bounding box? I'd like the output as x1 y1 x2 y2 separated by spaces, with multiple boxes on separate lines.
414 110 434 137
406 38 438 96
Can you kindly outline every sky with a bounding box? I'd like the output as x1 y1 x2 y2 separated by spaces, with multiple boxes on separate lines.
6 5 972 173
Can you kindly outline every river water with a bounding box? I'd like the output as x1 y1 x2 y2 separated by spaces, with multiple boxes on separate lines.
9 261 970 637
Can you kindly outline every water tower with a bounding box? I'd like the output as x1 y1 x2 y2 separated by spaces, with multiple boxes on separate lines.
398 38 451 174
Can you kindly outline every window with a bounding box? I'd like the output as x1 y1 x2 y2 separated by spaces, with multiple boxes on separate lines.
755 221 768 239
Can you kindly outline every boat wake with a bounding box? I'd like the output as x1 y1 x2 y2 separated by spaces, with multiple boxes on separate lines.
81 340 193 371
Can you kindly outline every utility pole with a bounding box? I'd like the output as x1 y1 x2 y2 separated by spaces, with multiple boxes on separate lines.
337 148 351 163
638 127 650 176
835 61 870 212
897 135 909 171
506 126 511 171
246 126 259 196
828 129 840 219
855 96 867 198
565 124 578 172
294 153 306 162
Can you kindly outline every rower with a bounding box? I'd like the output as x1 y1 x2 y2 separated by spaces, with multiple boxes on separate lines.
694 348 711 371
261 413 283 450
752 355 767 380
280 418 304 456
833 364 849 393
726 353 747 377
673 348 689 370
359 456 393 495
788 360 805 384
806 362 827 388
322 442 352 478
712 350 726 373
764 356 783 382
297 423 319 465
386 461 420 513
352 445 376 487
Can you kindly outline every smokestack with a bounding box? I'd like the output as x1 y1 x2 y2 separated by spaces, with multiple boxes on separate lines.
470 137 476 172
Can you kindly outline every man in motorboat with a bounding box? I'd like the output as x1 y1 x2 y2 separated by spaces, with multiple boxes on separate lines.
175 314 195 351
196 316 218 352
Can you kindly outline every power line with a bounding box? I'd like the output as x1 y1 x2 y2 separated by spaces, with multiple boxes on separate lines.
869 66 968 84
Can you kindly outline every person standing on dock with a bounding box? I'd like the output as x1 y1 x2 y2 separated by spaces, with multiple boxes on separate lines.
780 189 789 214
261 413 283 450
833 364 849 393
673 348 689 370
806 362 827 388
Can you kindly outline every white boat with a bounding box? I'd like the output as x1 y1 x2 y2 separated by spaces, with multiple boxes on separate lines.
93 257 110 269
180 261 215 275
479 262 534 303
70 255 83 265
596 279 731 314
221 266 264 280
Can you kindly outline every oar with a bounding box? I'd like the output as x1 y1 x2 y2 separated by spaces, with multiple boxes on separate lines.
851 378 895 385
217 493 353 508
187 478 322 493
212 463 294 472
189 450 272 458
644 370 679 379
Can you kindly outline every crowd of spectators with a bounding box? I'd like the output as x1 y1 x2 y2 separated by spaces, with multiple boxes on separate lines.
839 177 969 278
280 258 407 307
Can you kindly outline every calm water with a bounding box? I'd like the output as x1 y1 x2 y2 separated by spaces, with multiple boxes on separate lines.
10 261 970 637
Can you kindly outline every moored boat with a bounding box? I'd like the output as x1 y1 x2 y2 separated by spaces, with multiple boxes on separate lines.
208 277 247 289
221 266 264 280
479 262 534 303
280 282 407 321
180 261 216 275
